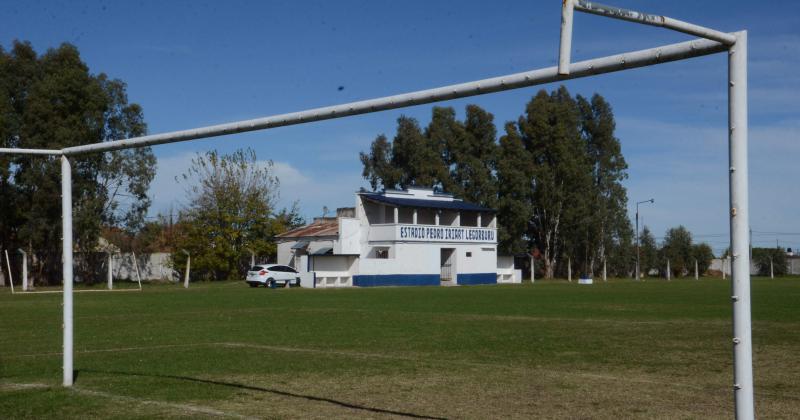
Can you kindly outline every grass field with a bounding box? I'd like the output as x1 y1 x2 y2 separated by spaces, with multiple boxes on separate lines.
1 277 799 419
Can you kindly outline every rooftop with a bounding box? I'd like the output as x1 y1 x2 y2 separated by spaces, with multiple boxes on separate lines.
360 187 495 212
276 218 338 239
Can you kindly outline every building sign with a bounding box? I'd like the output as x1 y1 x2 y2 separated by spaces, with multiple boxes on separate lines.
398 225 496 243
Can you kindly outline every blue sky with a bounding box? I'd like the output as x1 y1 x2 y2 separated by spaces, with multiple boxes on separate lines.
3 0 798 254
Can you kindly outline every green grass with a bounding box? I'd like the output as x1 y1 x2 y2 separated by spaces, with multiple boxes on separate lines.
1 277 799 419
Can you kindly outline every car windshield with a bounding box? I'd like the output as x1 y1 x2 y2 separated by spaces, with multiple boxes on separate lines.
250 266 266 271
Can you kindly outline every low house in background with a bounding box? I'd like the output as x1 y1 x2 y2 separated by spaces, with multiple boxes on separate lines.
276 187 518 287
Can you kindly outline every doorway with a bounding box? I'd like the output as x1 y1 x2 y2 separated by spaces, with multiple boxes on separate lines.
440 248 456 285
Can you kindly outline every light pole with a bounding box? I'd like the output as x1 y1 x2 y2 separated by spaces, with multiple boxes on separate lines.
635 199 654 281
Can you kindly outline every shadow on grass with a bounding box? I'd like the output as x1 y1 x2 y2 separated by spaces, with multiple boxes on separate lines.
79 369 447 420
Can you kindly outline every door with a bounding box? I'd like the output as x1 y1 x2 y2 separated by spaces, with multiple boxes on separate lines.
440 248 455 283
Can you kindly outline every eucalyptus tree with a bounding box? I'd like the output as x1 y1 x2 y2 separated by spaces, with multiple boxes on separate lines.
578 94 631 276
519 87 593 278
0 41 155 284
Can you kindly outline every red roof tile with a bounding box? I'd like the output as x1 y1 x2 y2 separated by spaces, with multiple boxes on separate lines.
276 218 339 239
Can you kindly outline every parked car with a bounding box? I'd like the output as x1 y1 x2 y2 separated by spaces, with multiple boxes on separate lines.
245 264 301 288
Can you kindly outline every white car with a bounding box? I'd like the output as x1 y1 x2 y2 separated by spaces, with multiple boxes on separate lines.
246 264 301 288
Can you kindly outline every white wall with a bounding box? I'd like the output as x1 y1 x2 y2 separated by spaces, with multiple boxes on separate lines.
456 245 497 275
312 255 355 272
277 242 295 266
337 218 361 254
359 243 440 275
497 255 521 283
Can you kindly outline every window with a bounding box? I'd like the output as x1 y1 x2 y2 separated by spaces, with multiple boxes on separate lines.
372 247 390 259
466 252 472 257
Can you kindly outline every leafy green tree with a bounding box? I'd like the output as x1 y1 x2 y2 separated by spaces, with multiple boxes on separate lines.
577 94 632 277
359 134 400 191
0 41 155 284
424 106 465 194
752 247 787 276
660 226 693 277
520 87 593 278
173 148 294 281
390 116 444 189
639 226 658 276
359 88 632 280
691 243 715 275
361 106 498 206
450 105 498 207
496 122 533 255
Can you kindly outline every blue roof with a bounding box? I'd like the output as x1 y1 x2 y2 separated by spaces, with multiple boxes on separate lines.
359 193 495 212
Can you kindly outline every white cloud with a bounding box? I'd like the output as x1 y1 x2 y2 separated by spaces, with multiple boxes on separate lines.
148 152 367 221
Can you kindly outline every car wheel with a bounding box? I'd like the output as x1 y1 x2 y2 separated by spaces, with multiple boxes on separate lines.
267 278 275 288
249 282 257 288
295 277 301 287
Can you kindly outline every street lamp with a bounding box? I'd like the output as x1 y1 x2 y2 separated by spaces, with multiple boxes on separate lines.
635 199 654 281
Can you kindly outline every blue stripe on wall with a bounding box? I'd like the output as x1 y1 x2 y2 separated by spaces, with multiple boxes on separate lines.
457 273 497 285
353 274 440 287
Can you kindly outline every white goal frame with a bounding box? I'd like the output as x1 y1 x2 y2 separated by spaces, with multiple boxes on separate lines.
0 2 754 418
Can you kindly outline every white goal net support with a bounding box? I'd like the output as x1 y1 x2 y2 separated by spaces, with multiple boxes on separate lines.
2 248 143 294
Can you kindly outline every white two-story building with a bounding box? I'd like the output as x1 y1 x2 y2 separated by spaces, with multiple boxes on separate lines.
276 187 502 287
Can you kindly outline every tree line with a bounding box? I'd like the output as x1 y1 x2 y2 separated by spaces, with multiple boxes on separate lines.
638 225 714 277
2 41 732 283
361 86 719 279
1 41 301 284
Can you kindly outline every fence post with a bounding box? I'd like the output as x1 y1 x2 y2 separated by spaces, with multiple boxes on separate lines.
567 257 572 282
666 259 671 281
4 250 13 293
770 257 773 279
107 252 113 290
723 258 727 279
131 251 143 289
182 249 191 288
18 249 28 291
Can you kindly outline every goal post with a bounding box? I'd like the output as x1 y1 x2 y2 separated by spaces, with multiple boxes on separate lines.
0 3 753 417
